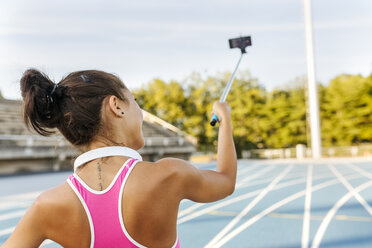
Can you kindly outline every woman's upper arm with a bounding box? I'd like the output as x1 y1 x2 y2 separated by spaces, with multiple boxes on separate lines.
2 194 49 248
158 158 235 203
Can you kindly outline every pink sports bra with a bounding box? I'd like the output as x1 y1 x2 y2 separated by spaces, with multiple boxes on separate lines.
66 146 181 248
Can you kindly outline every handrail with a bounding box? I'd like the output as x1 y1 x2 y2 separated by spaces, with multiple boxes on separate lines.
0 134 193 148
142 109 198 145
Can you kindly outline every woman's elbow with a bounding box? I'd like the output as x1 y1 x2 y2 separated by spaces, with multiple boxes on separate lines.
227 183 236 196
221 179 236 198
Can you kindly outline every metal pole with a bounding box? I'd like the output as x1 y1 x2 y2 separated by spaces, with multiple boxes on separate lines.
220 53 244 102
303 0 322 159
210 53 245 126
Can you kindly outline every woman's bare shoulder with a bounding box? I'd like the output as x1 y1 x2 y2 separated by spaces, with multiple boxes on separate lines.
38 182 75 203
140 158 193 197
154 157 197 175
126 159 183 192
138 158 186 178
35 181 80 218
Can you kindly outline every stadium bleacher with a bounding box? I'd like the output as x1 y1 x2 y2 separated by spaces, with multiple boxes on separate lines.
0 99 196 174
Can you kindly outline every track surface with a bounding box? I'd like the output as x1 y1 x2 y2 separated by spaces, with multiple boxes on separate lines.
1 158 372 247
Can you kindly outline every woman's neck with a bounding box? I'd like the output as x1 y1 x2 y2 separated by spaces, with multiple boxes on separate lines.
83 138 129 152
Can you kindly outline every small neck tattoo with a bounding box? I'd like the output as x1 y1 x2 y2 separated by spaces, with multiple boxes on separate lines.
97 161 103 191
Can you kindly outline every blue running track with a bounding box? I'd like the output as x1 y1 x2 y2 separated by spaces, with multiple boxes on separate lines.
1 158 372 248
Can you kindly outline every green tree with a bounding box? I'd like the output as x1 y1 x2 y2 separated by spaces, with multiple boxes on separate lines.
321 74 372 146
133 79 188 130
183 72 227 152
227 71 266 155
133 70 372 156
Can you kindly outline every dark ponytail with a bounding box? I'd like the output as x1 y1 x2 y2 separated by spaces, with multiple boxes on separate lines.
20 69 65 136
20 69 129 147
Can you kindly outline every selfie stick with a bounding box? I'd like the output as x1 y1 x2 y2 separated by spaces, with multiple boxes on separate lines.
210 36 251 126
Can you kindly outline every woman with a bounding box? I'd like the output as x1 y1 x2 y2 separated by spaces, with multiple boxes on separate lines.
2 69 237 248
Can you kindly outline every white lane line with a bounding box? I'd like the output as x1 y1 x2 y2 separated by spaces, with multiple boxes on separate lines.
329 165 372 216
0 191 40 201
0 226 15 237
205 165 293 248
301 164 313 248
0 210 26 221
178 164 275 217
179 199 196 206
178 190 259 225
346 163 372 179
180 169 323 219
235 162 283 180
39 239 54 247
0 192 39 211
237 168 306 187
235 163 261 178
311 180 372 248
178 172 360 225
178 173 347 224
236 165 277 188
178 203 204 218
237 170 349 190
211 174 361 248
209 209 372 222
0 201 32 211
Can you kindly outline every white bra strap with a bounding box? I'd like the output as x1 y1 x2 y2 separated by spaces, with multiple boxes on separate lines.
74 146 143 172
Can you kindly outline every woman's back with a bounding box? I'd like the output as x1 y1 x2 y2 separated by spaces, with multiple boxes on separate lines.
39 156 181 248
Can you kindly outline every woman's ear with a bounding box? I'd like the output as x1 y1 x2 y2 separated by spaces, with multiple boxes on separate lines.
108 95 124 117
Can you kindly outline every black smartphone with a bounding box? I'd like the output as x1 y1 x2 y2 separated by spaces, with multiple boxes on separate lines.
229 36 252 53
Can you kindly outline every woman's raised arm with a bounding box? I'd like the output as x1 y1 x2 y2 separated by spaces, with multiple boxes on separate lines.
157 101 237 203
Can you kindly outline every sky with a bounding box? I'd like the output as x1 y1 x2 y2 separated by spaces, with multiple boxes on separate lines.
0 0 371 100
